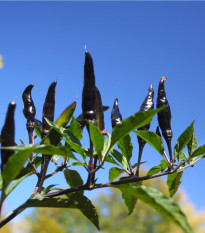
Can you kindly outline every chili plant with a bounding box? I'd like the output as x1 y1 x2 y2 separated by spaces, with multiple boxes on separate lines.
0 49 204 233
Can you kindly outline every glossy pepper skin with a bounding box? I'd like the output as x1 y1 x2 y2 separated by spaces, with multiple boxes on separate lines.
136 84 154 176
76 106 109 129
111 98 122 128
1 101 16 171
82 51 96 123
42 81 57 137
22 84 36 123
95 87 105 131
157 77 173 163
137 84 154 143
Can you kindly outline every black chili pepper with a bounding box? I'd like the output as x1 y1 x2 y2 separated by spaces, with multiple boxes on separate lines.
82 51 96 124
42 81 57 138
157 77 173 164
1 101 16 171
111 98 122 128
95 87 105 131
156 126 162 137
22 84 36 124
76 106 109 130
136 84 154 176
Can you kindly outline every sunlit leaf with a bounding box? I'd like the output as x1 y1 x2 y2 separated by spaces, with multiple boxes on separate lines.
187 131 197 157
134 130 164 156
118 134 133 163
174 122 194 161
44 101 76 145
147 160 168 176
101 132 111 161
4 144 77 160
191 145 205 158
110 149 128 169
67 116 83 140
109 167 124 182
110 107 165 149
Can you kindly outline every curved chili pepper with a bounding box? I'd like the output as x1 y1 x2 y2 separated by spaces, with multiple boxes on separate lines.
157 77 173 164
22 84 36 123
95 87 105 131
76 106 109 129
136 84 154 176
156 126 162 137
1 101 16 171
111 98 122 128
82 51 96 123
42 81 57 138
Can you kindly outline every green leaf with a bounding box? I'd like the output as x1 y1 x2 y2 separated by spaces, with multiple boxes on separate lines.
64 169 83 188
110 149 128 169
191 145 205 158
4 144 77 161
2 149 32 189
110 107 165 149
69 161 87 167
109 167 124 181
55 101 76 128
174 121 194 161
118 134 133 163
34 122 42 139
45 120 85 158
119 184 138 215
65 140 86 159
101 132 111 161
66 193 100 230
89 122 104 154
117 185 192 233
134 130 164 156
187 131 197 157
178 151 188 162
67 116 83 140
5 172 34 196
147 160 168 176
46 119 81 146
44 101 76 145
0 173 2 190
15 157 42 179
167 172 183 197
41 185 57 194
25 195 100 230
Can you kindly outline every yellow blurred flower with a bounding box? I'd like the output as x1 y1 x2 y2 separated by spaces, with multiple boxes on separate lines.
0 55 4 69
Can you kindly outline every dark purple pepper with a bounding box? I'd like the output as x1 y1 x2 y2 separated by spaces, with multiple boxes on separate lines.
42 81 57 137
82 51 96 123
95 87 105 131
156 126 162 137
136 84 154 176
157 77 173 163
76 106 109 130
111 98 122 128
22 84 36 122
137 84 154 142
1 101 16 171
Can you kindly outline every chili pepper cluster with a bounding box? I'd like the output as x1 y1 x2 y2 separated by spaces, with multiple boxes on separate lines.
0 48 173 176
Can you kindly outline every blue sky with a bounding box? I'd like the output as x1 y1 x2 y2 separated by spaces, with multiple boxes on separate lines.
1 2 205 222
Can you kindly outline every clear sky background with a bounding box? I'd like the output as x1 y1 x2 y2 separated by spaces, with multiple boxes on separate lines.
1 1 205 222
